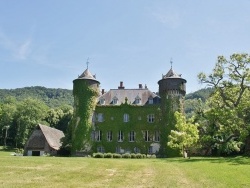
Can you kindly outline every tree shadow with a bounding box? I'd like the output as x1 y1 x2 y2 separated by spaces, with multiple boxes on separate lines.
157 156 250 165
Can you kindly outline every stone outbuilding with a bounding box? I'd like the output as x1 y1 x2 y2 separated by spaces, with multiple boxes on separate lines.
24 124 65 156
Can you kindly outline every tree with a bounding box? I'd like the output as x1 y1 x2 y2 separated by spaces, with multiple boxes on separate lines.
0 97 17 146
14 98 48 147
168 111 199 158
198 53 250 154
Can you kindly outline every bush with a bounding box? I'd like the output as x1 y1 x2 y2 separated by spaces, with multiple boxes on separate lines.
142 154 146 158
130 153 136 158
136 153 142 158
122 153 131 158
113 153 122 158
93 153 104 158
104 153 113 158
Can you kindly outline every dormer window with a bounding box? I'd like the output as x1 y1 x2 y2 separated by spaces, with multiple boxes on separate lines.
135 95 141 105
148 97 153 104
112 96 118 105
100 98 105 105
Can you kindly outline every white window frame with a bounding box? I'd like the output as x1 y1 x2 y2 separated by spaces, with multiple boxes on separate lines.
129 131 135 142
154 131 160 142
113 96 118 105
96 130 102 142
144 130 150 142
135 95 141 105
107 131 113 142
100 98 105 105
123 113 129 122
118 130 124 142
97 113 104 122
148 97 153 104
97 146 105 153
147 114 155 123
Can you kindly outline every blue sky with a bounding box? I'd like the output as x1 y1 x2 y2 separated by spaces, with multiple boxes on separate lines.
0 1 250 93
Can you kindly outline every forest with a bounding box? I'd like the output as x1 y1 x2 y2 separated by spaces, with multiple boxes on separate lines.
1 53 250 157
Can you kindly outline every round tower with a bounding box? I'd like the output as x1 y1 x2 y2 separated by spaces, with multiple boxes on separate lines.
158 67 186 97
158 64 187 157
71 67 100 155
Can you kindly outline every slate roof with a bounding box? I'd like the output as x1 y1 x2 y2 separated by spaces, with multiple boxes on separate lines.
162 68 182 79
77 68 99 82
98 88 160 106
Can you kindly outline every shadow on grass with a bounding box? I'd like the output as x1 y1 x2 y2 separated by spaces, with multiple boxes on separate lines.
158 156 250 165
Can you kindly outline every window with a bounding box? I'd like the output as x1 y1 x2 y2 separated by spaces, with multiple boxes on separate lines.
123 114 129 122
154 131 160 142
134 147 140 154
100 98 105 105
129 131 135 142
144 130 150 142
135 95 141 105
147 114 155 123
97 113 104 122
148 146 153 154
97 146 105 153
96 130 102 141
118 130 124 142
107 131 113 142
148 97 153 104
112 96 118 105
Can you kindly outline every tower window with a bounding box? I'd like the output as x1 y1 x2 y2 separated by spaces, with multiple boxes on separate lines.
147 114 155 123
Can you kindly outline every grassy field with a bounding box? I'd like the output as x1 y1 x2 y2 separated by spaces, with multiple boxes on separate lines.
0 149 250 188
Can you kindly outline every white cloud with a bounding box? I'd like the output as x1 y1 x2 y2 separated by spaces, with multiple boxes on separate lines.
150 8 181 29
0 29 32 60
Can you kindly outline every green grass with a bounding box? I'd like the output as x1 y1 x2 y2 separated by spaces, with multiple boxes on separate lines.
0 149 250 188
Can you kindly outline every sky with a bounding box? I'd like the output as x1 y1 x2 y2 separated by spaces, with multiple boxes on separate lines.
0 0 250 94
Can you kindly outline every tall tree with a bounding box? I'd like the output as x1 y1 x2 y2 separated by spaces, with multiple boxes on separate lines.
168 111 199 158
198 53 250 154
14 98 48 147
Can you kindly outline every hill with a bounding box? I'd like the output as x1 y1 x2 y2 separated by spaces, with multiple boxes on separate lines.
0 86 73 108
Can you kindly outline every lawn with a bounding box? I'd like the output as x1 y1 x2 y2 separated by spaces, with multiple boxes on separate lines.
0 149 249 188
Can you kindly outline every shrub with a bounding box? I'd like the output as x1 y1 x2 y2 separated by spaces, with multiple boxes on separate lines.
93 153 104 158
104 153 113 158
142 154 146 158
113 153 122 158
122 153 131 158
136 153 142 158
130 153 136 158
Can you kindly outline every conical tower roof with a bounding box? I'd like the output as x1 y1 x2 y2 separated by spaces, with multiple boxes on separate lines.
163 67 182 79
74 68 100 83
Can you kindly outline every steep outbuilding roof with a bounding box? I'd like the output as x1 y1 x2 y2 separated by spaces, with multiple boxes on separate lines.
25 124 65 151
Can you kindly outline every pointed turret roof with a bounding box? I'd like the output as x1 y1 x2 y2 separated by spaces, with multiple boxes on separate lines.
163 67 182 79
76 68 99 82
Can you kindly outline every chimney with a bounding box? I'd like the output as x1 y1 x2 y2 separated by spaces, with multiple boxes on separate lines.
101 89 105 95
118 81 125 89
139 84 143 89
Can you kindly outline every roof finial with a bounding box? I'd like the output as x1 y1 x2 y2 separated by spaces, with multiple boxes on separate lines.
170 58 173 69
86 58 90 69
